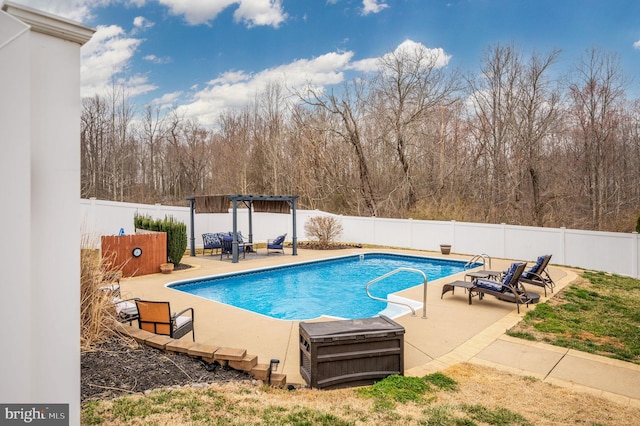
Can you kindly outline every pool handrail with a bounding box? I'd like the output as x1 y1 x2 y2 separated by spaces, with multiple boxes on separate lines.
366 267 428 319
465 253 492 270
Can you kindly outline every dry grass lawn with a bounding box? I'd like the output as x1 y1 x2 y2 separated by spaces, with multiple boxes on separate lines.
82 362 640 425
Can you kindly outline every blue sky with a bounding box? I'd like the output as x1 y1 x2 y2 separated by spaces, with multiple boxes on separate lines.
9 0 640 127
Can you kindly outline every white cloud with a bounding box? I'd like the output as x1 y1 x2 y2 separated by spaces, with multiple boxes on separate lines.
151 91 183 110
390 39 451 68
634 40 640 49
158 0 287 27
143 54 172 64
361 0 389 16
175 51 353 126
347 57 379 72
121 75 158 97
80 24 156 97
133 16 154 32
348 40 451 74
208 70 252 85
234 0 287 27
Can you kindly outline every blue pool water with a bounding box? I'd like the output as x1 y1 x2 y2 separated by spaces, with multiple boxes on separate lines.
169 253 471 320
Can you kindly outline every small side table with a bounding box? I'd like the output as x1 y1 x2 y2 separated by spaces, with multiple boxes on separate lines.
465 270 502 282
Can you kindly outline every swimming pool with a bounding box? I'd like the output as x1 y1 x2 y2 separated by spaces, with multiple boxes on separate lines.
168 253 471 320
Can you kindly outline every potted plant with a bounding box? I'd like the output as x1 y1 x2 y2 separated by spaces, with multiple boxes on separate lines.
440 244 451 255
160 263 174 274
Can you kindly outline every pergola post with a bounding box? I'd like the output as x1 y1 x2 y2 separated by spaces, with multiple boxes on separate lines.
292 197 298 256
232 197 239 263
247 200 254 244
188 197 196 256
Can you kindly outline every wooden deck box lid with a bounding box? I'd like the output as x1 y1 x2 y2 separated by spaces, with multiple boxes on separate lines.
300 316 404 342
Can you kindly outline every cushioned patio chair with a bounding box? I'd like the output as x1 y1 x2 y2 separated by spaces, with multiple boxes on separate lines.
441 262 539 313
267 233 287 255
220 234 246 260
519 254 555 296
135 300 195 341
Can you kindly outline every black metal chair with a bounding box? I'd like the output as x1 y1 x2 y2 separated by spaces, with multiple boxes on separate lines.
220 235 245 259
135 300 195 341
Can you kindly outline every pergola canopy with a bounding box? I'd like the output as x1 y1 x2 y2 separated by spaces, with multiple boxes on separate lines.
187 194 298 263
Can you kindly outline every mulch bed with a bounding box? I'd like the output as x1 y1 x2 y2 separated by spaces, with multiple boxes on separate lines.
82 248 352 404
296 242 362 250
173 263 192 271
81 338 253 404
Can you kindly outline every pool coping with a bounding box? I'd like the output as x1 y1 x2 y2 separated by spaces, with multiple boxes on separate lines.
118 247 569 387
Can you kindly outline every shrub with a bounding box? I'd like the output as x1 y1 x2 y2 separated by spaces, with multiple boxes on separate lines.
636 213 640 233
163 216 187 266
304 216 343 247
134 213 188 266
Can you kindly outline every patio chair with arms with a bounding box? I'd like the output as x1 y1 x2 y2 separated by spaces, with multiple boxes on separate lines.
135 300 195 341
267 233 287 255
220 234 246 260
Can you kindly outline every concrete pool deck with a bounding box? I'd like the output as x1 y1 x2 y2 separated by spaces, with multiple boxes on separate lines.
118 248 640 408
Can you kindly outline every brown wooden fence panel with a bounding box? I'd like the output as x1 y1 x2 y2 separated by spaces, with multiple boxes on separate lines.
101 233 167 277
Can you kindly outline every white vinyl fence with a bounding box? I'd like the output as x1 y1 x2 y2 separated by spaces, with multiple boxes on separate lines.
81 198 640 278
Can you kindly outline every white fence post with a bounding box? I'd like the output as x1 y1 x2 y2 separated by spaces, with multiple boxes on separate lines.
633 232 638 278
501 223 506 258
560 227 566 266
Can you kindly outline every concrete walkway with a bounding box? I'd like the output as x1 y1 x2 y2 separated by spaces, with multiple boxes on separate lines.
118 248 640 408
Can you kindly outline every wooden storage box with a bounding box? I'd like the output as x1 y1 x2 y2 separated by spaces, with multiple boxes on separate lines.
299 316 404 390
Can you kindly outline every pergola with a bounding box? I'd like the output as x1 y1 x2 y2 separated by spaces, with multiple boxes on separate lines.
187 194 298 263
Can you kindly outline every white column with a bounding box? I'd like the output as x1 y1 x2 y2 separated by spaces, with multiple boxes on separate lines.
0 9 32 403
2 3 94 425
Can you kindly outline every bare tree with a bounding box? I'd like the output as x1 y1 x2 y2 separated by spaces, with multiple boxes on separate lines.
81 95 109 199
137 104 168 198
372 41 461 210
566 47 627 229
298 81 379 216
216 108 253 194
512 49 562 226
179 118 214 196
466 44 525 223
106 83 135 201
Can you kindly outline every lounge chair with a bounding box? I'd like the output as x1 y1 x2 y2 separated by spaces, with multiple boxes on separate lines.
519 254 555 296
135 300 195 341
267 233 287 255
99 270 123 297
441 262 540 313
113 297 140 325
